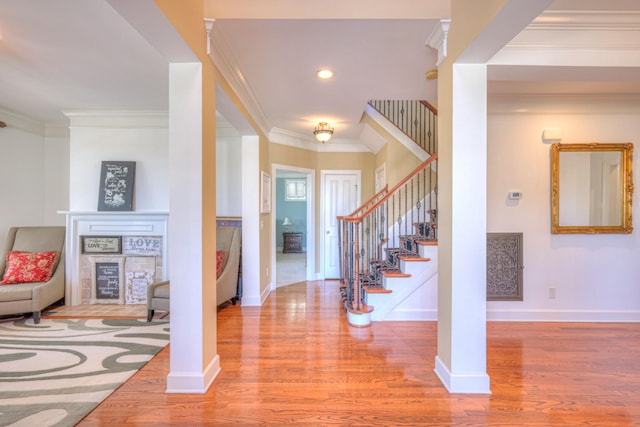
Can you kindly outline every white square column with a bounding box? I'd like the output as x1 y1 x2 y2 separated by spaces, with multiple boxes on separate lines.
166 62 220 393
435 63 491 394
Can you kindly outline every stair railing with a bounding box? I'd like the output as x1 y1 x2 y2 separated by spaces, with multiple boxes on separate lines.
339 153 438 315
368 100 438 155
338 185 389 288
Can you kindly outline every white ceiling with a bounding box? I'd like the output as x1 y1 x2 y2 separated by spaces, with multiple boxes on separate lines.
1 0 640 148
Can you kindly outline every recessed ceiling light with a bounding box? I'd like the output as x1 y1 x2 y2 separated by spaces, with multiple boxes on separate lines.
317 69 334 79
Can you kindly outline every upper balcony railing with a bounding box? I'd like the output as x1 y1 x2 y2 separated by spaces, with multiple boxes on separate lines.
368 100 438 155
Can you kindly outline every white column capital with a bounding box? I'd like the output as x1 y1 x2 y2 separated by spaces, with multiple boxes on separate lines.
426 19 451 66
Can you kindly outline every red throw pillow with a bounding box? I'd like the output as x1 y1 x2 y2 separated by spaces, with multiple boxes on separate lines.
216 250 227 278
0 251 59 285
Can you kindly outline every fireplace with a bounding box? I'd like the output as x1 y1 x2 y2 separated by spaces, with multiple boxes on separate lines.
63 212 169 306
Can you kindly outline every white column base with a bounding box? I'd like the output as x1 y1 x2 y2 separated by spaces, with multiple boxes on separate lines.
434 356 491 394
166 354 221 394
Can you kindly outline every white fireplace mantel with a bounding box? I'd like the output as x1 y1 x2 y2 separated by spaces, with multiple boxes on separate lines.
60 211 169 306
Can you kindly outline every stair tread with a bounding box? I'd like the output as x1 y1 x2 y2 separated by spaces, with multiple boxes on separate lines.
382 271 411 278
416 240 438 246
365 286 392 294
398 255 431 262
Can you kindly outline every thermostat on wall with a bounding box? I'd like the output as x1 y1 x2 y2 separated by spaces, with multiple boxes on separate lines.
508 192 522 200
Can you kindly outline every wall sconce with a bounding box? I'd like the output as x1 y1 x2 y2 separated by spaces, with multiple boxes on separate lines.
542 129 562 144
282 217 292 233
313 122 333 143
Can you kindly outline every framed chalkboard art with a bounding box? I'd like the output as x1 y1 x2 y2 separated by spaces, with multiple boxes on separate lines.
98 161 136 211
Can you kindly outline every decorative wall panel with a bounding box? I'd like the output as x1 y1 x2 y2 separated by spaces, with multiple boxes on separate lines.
487 232 523 301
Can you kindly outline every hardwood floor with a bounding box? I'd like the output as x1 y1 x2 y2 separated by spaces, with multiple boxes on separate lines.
78 280 640 426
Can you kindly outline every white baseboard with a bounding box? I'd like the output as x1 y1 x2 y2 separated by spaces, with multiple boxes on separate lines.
380 308 438 321
487 309 640 322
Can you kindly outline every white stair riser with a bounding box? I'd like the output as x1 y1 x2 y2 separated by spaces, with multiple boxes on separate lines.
365 245 438 321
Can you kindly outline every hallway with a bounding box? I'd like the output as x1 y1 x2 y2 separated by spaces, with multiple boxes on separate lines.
275 251 307 287
80 281 640 426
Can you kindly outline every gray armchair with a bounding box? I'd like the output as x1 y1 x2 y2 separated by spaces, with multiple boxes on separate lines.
146 280 169 322
216 226 241 306
0 226 66 323
146 226 241 321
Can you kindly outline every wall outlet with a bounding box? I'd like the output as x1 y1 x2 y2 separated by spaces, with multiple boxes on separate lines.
266 267 269 277
549 287 556 299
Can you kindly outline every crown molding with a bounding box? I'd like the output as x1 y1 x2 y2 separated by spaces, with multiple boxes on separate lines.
531 11 640 31
488 93 640 114
63 110 168 128
209 28 270 137
505 11 640 53
269 127 370 153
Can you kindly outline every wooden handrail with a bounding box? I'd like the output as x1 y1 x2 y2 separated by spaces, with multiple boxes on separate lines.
344 152 438 223
420 100 438 116
342 184 388 219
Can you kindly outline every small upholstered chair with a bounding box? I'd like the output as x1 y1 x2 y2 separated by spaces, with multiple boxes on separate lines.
0 226 66 323
146 280 169 322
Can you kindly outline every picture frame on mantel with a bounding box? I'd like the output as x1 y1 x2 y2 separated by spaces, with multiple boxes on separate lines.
98 161 136 211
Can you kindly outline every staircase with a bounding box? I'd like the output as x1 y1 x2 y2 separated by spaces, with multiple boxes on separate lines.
339 100 438 326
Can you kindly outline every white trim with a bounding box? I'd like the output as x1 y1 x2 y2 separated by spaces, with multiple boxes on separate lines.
63 110 168 128
434 356 491 394
269 127 370 153
380 309 438 321
488 309 640 322
208 29 271 137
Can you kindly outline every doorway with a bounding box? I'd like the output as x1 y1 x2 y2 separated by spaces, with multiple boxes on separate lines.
272 164 315 288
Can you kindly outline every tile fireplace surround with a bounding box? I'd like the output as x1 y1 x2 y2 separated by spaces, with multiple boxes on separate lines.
62 212 169 306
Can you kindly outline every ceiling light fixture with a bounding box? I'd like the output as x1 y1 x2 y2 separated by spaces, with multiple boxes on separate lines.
313 122 333 143
317 69 334 79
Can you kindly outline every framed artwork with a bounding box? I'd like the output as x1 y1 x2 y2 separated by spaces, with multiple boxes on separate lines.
89 257 125 304
261 171 271 213
81 236 122 254
98 161 136 211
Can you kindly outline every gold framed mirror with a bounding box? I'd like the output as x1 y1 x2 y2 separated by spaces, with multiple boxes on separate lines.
551 142 634 234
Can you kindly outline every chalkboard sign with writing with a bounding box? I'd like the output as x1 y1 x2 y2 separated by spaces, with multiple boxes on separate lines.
98 161 136 211
95 262 121 300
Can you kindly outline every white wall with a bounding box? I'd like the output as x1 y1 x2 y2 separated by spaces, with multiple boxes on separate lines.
216 132 242 217
0 125 46 246
67 113 169 212
487 106 640 321
0 110 71 251
44 125 70 225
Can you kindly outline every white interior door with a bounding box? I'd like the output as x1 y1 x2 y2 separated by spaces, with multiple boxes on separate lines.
322 171 360 279
375 163 386 193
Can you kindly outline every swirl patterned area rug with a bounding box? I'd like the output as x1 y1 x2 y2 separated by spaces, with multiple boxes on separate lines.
0 318 170 427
